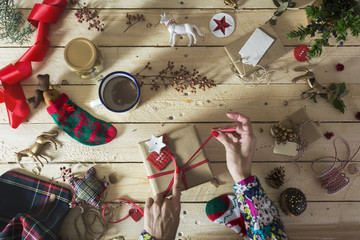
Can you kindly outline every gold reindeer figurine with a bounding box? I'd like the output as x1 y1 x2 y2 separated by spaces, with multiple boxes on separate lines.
292 68 331 99
15 131 58 167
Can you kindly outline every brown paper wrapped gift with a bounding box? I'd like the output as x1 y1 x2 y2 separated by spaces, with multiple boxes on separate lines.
224 22 287 77
273 108 322 156
139 125 213 196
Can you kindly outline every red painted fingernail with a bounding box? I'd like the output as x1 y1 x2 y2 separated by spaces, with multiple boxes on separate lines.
175 167 180 174
211 130 219 137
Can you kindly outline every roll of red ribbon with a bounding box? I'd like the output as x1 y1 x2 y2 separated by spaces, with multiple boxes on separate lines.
0 0 68 128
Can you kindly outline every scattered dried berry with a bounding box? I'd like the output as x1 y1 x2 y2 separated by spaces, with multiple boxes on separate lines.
70 0 104 31
336 63 344 72
59 166 74 182
136 61 216 93
124 13 145 33
324 132 334 139
356 112 360 120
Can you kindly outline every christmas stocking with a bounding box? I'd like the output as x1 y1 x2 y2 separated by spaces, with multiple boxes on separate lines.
46 93 117 146
206 194 247 237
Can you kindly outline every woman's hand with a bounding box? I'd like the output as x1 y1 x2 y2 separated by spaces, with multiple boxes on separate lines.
144 168 182 240
212 113 257 183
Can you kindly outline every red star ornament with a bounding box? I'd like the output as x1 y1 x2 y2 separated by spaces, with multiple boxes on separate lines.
213 16 231 35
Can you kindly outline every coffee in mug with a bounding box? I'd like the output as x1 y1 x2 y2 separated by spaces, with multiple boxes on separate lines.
90 72 140 112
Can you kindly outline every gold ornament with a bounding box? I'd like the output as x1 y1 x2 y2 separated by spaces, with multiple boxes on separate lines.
271 124 297 144
224 0 238 9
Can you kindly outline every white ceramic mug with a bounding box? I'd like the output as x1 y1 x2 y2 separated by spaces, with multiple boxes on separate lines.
90 71 140 112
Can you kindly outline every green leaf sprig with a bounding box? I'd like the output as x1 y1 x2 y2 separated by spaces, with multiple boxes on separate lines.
310 82 349 113
287 0 360 58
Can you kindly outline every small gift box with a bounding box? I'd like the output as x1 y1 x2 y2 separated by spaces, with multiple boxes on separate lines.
139 125 214 196
273 108 322 156
224 22 286 77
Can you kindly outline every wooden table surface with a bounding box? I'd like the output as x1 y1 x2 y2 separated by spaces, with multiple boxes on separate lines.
1 1 360 239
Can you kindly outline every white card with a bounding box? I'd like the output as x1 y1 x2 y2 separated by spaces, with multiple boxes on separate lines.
239 28 275 66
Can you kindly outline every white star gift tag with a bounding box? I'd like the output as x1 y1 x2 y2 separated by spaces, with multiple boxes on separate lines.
145 135 166 154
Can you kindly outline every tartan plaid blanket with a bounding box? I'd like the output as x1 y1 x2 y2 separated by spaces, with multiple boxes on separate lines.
0 170 72 240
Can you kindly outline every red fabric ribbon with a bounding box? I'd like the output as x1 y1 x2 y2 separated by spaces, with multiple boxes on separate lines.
148 133 213 197
0 0 68 128
56 103 75 121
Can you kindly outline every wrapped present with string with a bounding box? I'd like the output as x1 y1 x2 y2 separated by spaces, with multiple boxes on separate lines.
224 21 286 79
271 108 322 157
139 125 214 197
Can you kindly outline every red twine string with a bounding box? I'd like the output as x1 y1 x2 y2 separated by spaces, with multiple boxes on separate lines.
311 137 360 194
147 133 213 198
102 198 144 224
0 0 68 128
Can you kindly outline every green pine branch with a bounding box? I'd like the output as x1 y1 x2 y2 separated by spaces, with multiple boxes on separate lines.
287 1 360 58
0 0 34 45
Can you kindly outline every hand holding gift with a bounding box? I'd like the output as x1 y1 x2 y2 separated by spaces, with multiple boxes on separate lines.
143 168 182 240
139 125 213 197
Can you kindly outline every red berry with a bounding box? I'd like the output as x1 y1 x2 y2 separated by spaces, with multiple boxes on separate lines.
356 112 360 121
324 132 334 139
336 63 345 72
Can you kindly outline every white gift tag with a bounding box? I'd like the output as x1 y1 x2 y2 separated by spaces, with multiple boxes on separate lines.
273 141 298 157
239 28 274 66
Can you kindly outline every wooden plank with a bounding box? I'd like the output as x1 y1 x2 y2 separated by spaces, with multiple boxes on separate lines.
284 224 360 240
0 9 311 47
57 202 360 240
0 123 359 164
15 0 316 9
0 84 359 124
3 162 360 201
2 46 360 85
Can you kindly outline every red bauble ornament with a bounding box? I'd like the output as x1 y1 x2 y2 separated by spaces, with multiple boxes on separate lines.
294 45 310 62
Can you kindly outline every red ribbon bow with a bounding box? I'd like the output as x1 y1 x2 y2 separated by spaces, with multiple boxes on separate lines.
148 133 213 197
56 103 75 121
0 0 68 128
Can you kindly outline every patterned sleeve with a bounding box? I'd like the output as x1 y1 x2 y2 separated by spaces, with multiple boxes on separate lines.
138 230 153 240
233 176 287 240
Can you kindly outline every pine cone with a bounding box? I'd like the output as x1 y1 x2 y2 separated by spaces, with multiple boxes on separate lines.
266 166 285 189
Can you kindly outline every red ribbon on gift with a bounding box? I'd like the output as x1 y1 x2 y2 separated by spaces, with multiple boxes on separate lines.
148 133 214 197
0 0 68 128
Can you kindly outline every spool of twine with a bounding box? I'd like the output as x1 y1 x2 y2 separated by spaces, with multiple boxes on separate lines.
312 137 360 194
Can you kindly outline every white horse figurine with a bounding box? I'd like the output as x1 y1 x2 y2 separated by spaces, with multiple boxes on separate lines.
160 13 204 47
